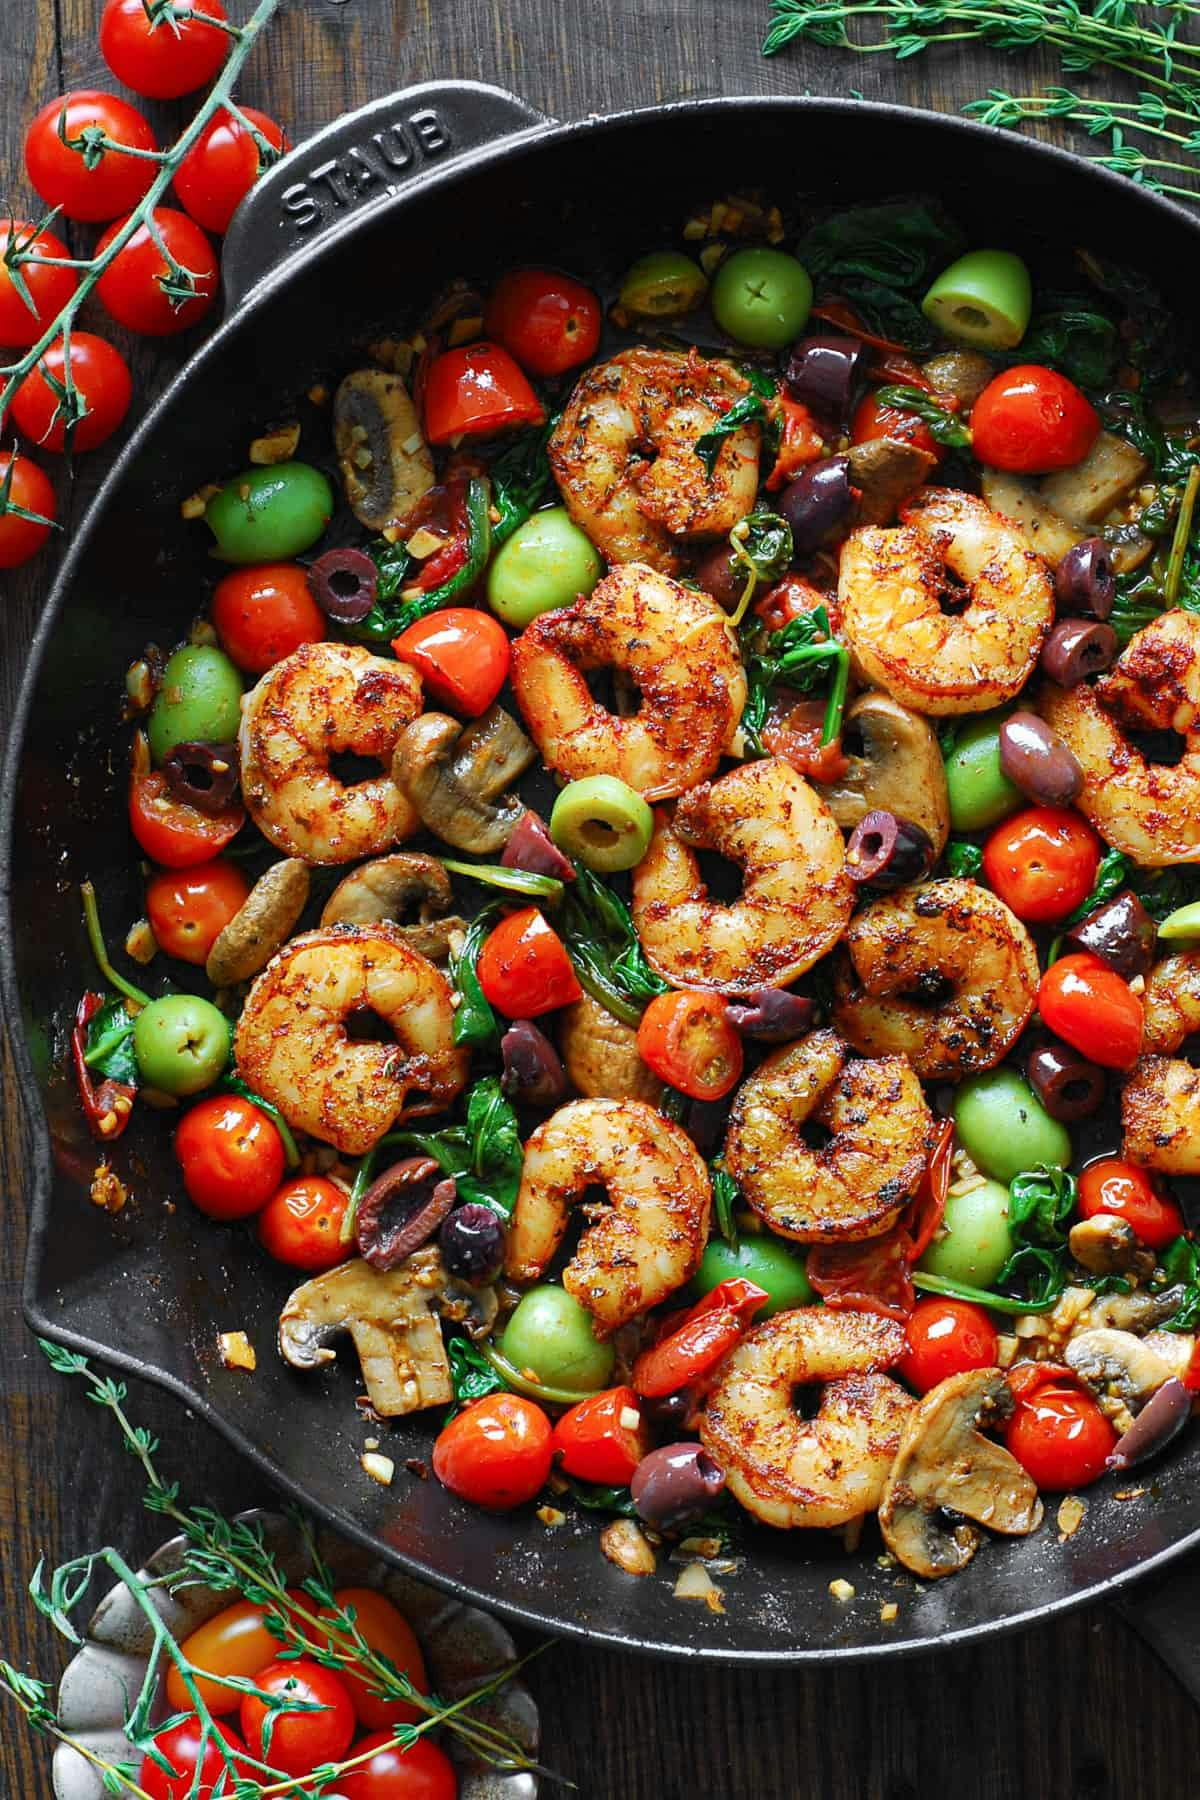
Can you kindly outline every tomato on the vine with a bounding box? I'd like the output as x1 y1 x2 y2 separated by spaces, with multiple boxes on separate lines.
476 907 581 1018
1078 1158 1186 1250
139 1717 251 1800
0 452 56 568
636 990 743 1101
95 209 218 335
971 365 1100 473
1004 1380 1117 1489
11 332 132 454
175 1094 286 1220
240 1659 356 1780
145 859 249 965
130 767 244 867
210 563 326 672
258 1176 349 1270
981 805 1101 924
552 1385 650 1485
315 1588 429 1729
100 0 231 99
486 268 602 376
423 342 544 443
1038 952 1144 1070
899 1298 998 1394
432 1393 554 1509
0 220 77 346
336 1731 457 1800
175 105 288 235
392 607 510 716
852 388 940 460
25 91 158 223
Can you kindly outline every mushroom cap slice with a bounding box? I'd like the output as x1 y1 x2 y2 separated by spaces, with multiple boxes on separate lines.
393 706 537 854
879 1368 1043 1579
319 851 467 962
1064 1326 1189 1400
846 438 936 528
206 858 310 988
817 690 950 853
334 368 434 531
558 990 664 1104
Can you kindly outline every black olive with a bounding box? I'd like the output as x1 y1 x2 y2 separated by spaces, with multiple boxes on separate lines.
778 455 857 554
692 543 743 608
1041 618 1118 686
501 810 576 882
998 711 1083 806
630 1443 726 1532
1054 537 1115 620
439 1203 506 1286
1108 1378 1192 1471
1026 1037 1106 1122
725 987 817 1041
307 547 379 623
162 740 240 815
783 335 865 431
678 1097 727 1156
355 1156 457 1269
845 810 934 888
641 1390 696 1435
500 1018 567 1107
1063 890 1157 979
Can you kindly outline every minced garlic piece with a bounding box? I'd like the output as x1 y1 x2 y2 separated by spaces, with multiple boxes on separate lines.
828 1578 856 1602
250 422 302 465
125 919 157 965
218 1331 256 1372
880 1602 899 1624
1057 1495 1087 1540
90 1161 128 1214
361 1452 395 1486
408 527 449 559
600 1519 656 1576
179 482 219 520
674 1561 724 1611
537 1506 566 1529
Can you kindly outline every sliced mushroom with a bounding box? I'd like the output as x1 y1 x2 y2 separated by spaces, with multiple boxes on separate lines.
559 990 664 1104
1063 1326 1187 1401
1084 1283 1188 1333
879 1368 1043 1580
921 349 995 409
393 706 536 855
334 368 434 531
205 859 310 987
817 690 950 854
846 437 937 527
1040 431 1149 526
320 851 467 963
984 430 1153 576
1067 1213 1139 1276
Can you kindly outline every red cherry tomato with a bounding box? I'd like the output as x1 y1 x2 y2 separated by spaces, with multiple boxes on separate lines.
899 1298 999 1394
852 388 940 460
485 268 602 377
476 907 582 1018
175 105 288 235
210 563 326 672
633 1280 768 1398
130 766 244 868
240 1659 356 1780
95 209 218 335
258 1176 349 1271
423 342 544 444
981 805 1101 924
11 332 132 453
175 1095 286 1220
145 859 249 965
1038 952 1144 1070
1005 1381 1118 1490
315 1588 429 1730
336 1730 457 1800
754 574 828 634
636 990 744 1101
139 1718 251 1799
551 1385 651 1485
764 394 825 491
971 365 1100 474
0 452 56 568
432 1392 554 1509
762 693 851 785
100 0 230 98
25 91 158 223
0 220 78 346
392 607 510 716
1078 1158 1186 1250
165 1592 310 1716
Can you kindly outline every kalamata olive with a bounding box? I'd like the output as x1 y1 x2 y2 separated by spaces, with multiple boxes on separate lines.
692 543 743 608
1107 1377 1192 1472
1041 618 1118 686
641 1391 696 1436
501 1018 568 1107
355 1156 457 1270
1054 537 1115 620
630 1442 726 1532
501 810 576 882
679 1097 727 1156
998 710 1083 806
1026 1036 1106 1122
783 335 865 430
725 987 817 1041
162 740 240 815
778 455 857 554
1063 889 1157 980
306 546 379 623
439 1202 506 1286
845 810 934 888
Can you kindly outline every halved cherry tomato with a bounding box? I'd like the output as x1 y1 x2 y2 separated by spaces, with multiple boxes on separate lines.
755 574 828 634
486 268 602 377
632 1279 768 1398
165 1592 309 1715
762 694 850 784
552 1385 651 1485
100 0 230 98
476 907 581 1018
432 1392 554 1509
258 1176 349 1271
145 859 249 965
139 1717 251 1799
1038 952 1143 1070
95 208 218 335
315 1588 429 1729
210 562 326 672
899 1298 998 1394
636 991 743 1101
971 365 1100 474
0 220 78 346
423 342 544 444
1185 1339 1200 1394
1078 1158 1186 1250
336 1731 457 1800
852 388 939 460
392 607 509 716
175 105 288 235
982 805 1101 924
130 767 244 867
907 1117 955 1259
25 91 158 223
240 1659 356 1780
11 332 132 452
0 451 56 568
1004 1380 1117 1490
764 394 824 491
175 1094 286 1220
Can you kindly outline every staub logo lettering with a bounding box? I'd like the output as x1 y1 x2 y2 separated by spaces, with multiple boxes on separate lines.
279 109 452 230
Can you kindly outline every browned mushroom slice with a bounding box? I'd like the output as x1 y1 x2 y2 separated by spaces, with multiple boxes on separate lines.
320 851 467 963
921 349 995 409
879 1368 1042 1579
558 990 664 1104
334 368 434 531
817 690 950 854
393 705 537 855
1063 1327 1193 1401
983 430 1154 576
846 438 937 527
205 858 310 987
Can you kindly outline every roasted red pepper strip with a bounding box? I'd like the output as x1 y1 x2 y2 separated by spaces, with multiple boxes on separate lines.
809 1120 954 1321
633 1279 768 1397
810 297 912 357
71 991 136 1142
765 394 825 492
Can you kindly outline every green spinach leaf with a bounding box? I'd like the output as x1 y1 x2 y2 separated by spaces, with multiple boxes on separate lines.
1159 1236 1200 1332
456 1075 523 1219
1063 845 1130 926
83 997 138 1087
1020 309 1119 389
447 1336 506 1414
449 903 503 1051
711 1166 740 1249
944 839 982 880
354 476 492 644
693 367 776 479
739 606 850 756
873 384 971 448
490 418 558 546
559 865 669 1027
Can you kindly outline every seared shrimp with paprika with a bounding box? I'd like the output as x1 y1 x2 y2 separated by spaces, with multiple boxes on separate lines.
1122 949 1200 1175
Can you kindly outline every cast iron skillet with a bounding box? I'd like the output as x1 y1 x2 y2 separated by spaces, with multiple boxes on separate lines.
6 84 1200 1668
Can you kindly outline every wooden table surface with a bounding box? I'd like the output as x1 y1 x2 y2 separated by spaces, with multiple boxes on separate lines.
3 2 1200 1794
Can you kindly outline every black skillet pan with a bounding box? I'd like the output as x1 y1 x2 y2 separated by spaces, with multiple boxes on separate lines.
5 84 1200 1672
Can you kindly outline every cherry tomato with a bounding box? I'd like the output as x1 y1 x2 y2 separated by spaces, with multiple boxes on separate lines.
852 388 939 460
1038 952 1144 1071
755 574 828 634
210 562 326 672
139 1717 251 1799
392 607 510 716
981 805 1101 924
636 990 743 1101
485 268 602 377
0 451 55 568
423 342 544 444
166 1592 309 1715
258 1176 349 1271
240 1659 356 1780
764 393 825 491
552 1385 651 1485
971 365 1100 474
633 1279 768 1397
0 220 77 347
95 209 218 335
1078 1158 1186 1250
10 332 132 453
100 0 230 98
315 1588 429 1729
899 1298 999 1394
175 105 288 235
130 767 244 867
432 1392 554 1509
25 91 158 223
175 1095 286 1220
337 1731 457 1800
1005 1381 1117 1490
145 859 249 965
476 907 581 1018
762 693 851 784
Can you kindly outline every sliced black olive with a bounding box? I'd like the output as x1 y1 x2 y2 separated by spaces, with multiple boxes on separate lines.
307 547 379 623
725 987 817 1041
355 1156 457 1270
1107 1378 1192 1472
1054 537 1116 620
162 740 240 815
783 335 865 431
778 455 857 554
1063 890 1157 979
1026 1037 1106 1122
845 810 934 888
501 1018 568 1107
998 711 1083 806
1041 618 1118 686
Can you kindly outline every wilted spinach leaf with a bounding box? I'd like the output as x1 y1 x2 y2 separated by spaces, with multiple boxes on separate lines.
83 997 138 1087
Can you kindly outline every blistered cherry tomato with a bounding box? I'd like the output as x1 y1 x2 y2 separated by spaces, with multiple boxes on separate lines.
175 105 288 234
0 451 55 568
423 342 544 443
981 805 1100 924
258 1176 349 1271
1078 1158 1186 1250
754 574 828 635
145 859 249 965
971 365 1100 473
0 220 77 346
10 332 132 452
477 907 581 1018
1005 1381 1117 1489
139 1718 251 1799
1038 952 1144 1070
486 268 602 376
432 1393 554 1509
130 767 244 867
315 1589 429 1729
336 1731 457 1800
392 607 509 716
899 1298 999 1394
240 1659 356 1780
165 1592 308 1716
100 0 230 98
210 562 326 672
25 91 158 222
636 990 743 1101
175 1094 286 1220
633 1280 768 1397
552 1385 651 1485
95 208 218 335
852 388 939 459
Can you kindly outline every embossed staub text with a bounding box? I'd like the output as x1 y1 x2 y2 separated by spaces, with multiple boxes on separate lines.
279 108 452 230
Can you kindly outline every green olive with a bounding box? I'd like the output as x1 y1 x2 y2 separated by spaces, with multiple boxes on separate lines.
1157 900 1200 946
486 506 602 628
944 712 1022 832
710 248 813 350
205 462 334 564
617 251 708 320
132 995 231 1097
147 645 244 764
550 775 654 873
953 1069 1072 1185
922 249 1033 351
694 1235 814 1316
918 1178 1014 1288
500 1285 615 1392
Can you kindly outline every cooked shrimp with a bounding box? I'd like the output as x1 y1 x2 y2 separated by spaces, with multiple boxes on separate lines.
832 879 1039 1079
239 641 423 864
837 487 1054 716
510 562 747 800
631 758 853 991
1142 951 1200 1054
504 1097 711 1336
701 1308 913 1530
1040 610 1200 865
548 347 760 573
234 925 468 1157
1121 950 1200 1175
724 1029 933 1242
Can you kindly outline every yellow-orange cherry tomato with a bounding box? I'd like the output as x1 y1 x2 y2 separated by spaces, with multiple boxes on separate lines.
165 1591 307 1715
315 1587 429 1729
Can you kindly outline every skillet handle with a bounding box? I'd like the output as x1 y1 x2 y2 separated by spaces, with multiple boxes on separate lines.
1113 1564 1200 1704
221 81 552 311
